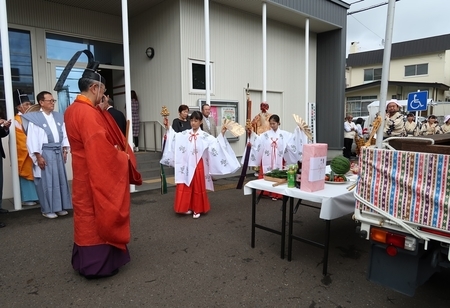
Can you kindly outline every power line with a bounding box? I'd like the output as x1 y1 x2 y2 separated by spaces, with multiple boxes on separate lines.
349 14 384 41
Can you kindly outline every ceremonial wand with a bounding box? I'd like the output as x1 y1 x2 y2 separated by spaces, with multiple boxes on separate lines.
160 106 170 194
236 84 252 189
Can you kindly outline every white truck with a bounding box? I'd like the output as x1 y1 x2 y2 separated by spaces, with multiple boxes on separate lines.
353 135 450 296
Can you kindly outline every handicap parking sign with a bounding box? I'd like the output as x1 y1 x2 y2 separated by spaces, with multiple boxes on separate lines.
407 91 428 111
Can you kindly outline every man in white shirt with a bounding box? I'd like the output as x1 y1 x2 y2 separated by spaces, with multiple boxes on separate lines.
22 91 72 219
201 104 217 137
343 114 356 159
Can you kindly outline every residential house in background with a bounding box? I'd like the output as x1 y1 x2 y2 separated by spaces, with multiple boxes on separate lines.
345 34 450 118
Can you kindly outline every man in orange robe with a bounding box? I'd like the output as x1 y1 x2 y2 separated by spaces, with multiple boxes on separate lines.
64 68 133 278
251 102 272 135
13 90 39 206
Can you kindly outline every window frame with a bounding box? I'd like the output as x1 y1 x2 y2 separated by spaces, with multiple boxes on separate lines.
188 59 214 94
0 27 36 115
404 63 428 77
345 95 377 117
363 68 382 83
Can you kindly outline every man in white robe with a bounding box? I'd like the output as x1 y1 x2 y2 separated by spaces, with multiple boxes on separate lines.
23 91 72 219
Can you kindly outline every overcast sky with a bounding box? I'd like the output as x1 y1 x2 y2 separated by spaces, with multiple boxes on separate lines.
346 0 449 55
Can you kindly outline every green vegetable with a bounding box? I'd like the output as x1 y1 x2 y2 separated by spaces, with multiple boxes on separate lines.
264 169 288 178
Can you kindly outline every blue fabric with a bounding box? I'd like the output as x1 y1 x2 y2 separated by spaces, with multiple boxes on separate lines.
34 143 72 214
21 111 64 143
19 177 39 202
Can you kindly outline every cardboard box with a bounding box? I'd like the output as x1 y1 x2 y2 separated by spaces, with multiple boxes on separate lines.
300 143 327 192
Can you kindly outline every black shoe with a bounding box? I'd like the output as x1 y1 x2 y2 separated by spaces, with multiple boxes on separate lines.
0 208 8 214
0 222 5 228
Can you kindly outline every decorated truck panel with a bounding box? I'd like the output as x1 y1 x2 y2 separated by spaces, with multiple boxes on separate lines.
353 137 450 296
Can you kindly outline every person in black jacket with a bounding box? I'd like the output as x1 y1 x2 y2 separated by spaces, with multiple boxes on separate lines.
172 104 191 133
0 107 12 227
104 97 126 136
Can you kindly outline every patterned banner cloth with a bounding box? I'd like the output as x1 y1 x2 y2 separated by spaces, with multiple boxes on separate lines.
356 147 450 231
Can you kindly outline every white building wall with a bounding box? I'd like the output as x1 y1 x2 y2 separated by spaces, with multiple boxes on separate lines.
348 65 376 87
177 0 316 154
390 53 445 82
126 0 317 154
348 52 447 87
128 0 182 151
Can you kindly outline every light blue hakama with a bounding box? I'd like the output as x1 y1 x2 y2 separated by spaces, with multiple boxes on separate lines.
19 177 39 202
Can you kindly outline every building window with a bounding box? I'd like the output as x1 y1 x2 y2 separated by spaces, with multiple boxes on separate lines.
363 68 382 82
346 95 377 117
46 33 123 113
54 67 85 113
405 63 428 77
189 59 214 94
46 33 123 66
0 29 34 113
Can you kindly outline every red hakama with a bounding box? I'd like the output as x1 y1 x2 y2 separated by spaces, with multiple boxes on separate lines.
174 158 211 214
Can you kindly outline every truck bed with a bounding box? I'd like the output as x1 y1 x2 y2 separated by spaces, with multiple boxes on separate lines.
388 134 450 155
354 136 450 296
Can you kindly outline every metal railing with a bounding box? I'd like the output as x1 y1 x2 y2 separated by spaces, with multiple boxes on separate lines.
140 120 165 152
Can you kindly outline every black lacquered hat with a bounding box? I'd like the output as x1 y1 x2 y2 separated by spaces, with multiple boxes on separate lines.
54 49 105 91
13 89 31 106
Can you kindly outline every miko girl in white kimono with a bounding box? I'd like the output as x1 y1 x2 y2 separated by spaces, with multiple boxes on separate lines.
160 111 240 218
243 114 308 200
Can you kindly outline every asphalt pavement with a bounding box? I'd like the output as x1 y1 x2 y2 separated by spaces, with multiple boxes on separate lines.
1 151 449 307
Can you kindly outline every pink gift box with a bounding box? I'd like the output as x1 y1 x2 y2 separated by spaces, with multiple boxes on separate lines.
300 143 328 192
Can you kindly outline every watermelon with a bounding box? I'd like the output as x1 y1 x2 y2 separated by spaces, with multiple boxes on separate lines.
330 155 351 174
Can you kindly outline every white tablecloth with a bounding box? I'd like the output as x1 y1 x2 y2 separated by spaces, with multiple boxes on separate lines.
244 178 356 220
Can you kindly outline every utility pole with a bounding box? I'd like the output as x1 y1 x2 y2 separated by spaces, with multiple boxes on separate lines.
375 0 397 148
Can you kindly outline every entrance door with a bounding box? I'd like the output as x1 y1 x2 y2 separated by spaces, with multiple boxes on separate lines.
48 62 124 180
247 90 283 122
49 62 124 111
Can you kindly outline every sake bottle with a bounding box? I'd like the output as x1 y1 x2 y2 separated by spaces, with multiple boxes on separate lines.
287 165 296 188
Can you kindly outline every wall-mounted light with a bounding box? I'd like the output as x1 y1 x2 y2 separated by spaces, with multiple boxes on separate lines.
146 47 155 60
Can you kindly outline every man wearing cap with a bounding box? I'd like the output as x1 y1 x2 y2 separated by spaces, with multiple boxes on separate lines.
420 115 440 136
22 91 72 219
13 90 39 206
440 115 450 134
383 99 406 138
64 66 132 279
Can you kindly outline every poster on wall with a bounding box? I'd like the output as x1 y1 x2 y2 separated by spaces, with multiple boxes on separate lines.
197 99 239 142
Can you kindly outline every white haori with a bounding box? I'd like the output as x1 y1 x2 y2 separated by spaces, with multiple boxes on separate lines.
161 127 240 191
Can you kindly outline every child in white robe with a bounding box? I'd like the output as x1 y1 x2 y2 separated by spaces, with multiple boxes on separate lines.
161 111 240 218
242 114 308 200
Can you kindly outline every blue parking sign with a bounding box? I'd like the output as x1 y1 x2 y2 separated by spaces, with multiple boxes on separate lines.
407 91 428 111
